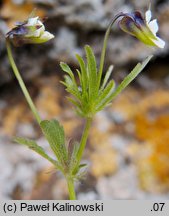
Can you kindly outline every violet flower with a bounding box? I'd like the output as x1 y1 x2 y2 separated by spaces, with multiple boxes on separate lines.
6 17 54 47
119 10 165 48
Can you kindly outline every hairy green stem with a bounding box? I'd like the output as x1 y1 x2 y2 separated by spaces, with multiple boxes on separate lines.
68 117 92 200
6 39 41 125
98 13 125 87
76 118 92 166
67 178 76 200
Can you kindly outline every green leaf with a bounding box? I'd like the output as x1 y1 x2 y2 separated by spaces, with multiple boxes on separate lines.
76 69 83 89
100 65 114 91
60 62 73 77
60 62 79 91
76 54 88 92
111 55 153 99
65 87 82 101
60 81 69 88
85 45 98 100
61 76 82 101
79 163 88 169
96 55 153 112
14 137 62 170
40 120 68 165
96 80 115 108
67 97 81 108
64 75 74 87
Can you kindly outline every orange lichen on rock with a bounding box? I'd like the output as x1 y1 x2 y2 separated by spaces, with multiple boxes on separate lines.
112 88 140 120
135 114 169 193
62 118 81 138
2 103 29 135
136 139 169 192
111 87 169 193
90 147 117 178
37 86 62 118
112 89 169 121
135 115 169 141
36 76 62 119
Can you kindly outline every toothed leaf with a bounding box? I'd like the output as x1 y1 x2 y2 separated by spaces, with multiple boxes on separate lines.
40 120 68 165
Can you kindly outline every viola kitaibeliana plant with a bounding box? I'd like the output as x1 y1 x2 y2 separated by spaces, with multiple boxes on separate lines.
5 8 165 200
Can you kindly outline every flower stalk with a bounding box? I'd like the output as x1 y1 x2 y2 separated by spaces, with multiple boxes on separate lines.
66 118 92 200
98 13 125 86
6 40 77 199
6 39 41 125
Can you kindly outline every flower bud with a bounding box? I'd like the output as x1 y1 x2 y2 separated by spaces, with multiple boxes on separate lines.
6 17 54 46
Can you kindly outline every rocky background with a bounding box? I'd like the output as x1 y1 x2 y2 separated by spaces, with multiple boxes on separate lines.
0 0 169 199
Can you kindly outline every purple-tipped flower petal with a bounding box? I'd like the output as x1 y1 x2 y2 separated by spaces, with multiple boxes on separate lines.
119 10 165 48
6 17 54 47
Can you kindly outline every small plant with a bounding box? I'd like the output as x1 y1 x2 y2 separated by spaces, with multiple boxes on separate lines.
5 8 165 200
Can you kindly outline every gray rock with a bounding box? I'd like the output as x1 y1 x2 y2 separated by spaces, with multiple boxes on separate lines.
78 191 99 200
0 138 52 199
17 123 36 138
96 164 169 199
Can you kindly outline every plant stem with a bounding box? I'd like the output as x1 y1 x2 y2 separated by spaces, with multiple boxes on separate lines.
6 39 41 125
67 118 92 200
98 13 125 87
76 118 92 165
67 178 76 200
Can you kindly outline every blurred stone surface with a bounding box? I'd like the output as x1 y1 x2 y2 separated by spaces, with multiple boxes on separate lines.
78 191 98 200
0 138 51 199
96 166 169 199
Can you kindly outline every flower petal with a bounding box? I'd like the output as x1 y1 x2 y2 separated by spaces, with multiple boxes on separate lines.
152 36 165 48
27 17 39 26
132 11 145 27
145 10 152 23
40 31 54 41
148 19 159 35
